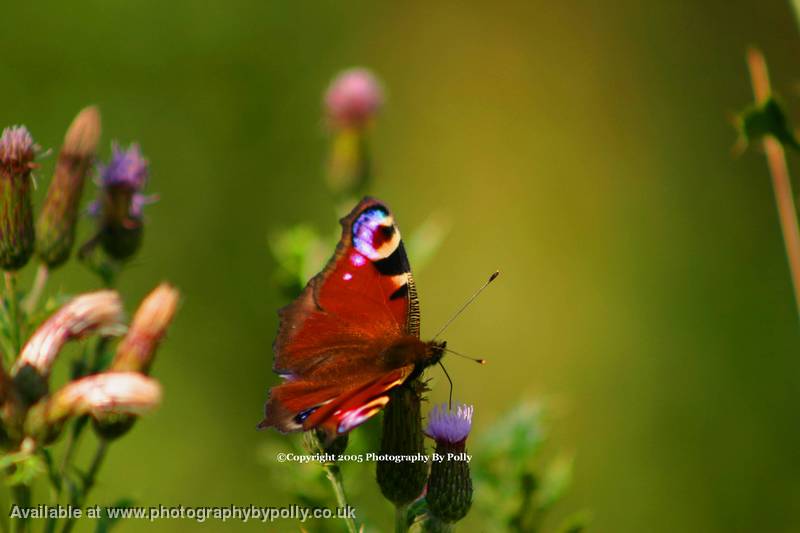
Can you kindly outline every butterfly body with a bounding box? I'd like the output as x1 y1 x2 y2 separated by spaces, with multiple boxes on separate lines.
259 197 444 441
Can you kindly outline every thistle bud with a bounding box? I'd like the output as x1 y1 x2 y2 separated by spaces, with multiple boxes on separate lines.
12 291 122 403
91 143 153 260
0 126 36 270
377 382 428 506
424 403 474 523
25 372 161 443
111 283 179 374
324 68 383 196
325 68 383 130
36 107 101 268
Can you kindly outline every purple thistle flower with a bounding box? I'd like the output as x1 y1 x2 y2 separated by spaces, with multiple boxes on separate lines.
90 142 155 222
426 403 474 445
99 143 148 190
425 402 475 523
324 68 384 129
0 126 35 169
85 142 154 261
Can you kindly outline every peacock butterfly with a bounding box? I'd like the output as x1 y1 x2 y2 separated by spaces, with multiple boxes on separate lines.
258 197 446 441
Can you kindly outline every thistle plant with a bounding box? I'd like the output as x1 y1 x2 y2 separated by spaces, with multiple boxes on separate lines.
263 68 583 533
0 107 179 533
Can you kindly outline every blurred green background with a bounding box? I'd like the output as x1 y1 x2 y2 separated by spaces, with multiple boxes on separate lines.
3 0 800 531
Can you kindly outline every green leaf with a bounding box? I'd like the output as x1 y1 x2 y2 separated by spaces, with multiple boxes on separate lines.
557 510 593 533
5 454 45 486
406 213 450 273
268 224 330 297
535 454 574 511
40 448 62 491
96 498 135 533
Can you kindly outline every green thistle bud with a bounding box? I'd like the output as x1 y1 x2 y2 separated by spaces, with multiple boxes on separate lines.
36 106 101 268
425 403 474 524
0 126 36 270
377 381 428 506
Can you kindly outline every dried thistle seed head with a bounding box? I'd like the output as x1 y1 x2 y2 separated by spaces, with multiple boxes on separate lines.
0 126 37 270
37 106 102 268
63 106 101 158
13 290 123 379
26 372 161 441
425 403 475 524
112 283 179 373
55 372 162 417
325 68 383 130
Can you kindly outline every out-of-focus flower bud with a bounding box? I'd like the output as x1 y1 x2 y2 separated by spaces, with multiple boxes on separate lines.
325 68 383 130
90 143 154 261
0 126 36 270
36 107 101 268
377 382 429 506
25 372 161 443
425 403 474 524
324 68 383 196
12 291 123 404
111 283 179 374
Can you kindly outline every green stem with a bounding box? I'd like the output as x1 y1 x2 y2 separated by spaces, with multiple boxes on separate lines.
21 265 48 316
61 440 108 533
10 484 30 533
746 49 800 320
0 485 9 533
321 463 356 533
395 504 408 533
4 273 20 355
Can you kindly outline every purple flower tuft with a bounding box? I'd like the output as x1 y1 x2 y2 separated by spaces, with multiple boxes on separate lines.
426 403 474 445
325 68 383 128
0 126 35 167
99 143 148 190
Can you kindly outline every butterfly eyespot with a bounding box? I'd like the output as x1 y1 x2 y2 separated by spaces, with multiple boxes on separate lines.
352 207 400 260
293 407 318 425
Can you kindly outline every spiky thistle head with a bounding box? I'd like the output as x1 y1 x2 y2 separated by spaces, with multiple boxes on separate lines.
425 402 475 524
90 142 155 260
426 403 474 446
0 126 37 270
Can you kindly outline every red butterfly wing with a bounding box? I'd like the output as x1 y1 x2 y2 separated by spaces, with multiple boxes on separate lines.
260 197 422 438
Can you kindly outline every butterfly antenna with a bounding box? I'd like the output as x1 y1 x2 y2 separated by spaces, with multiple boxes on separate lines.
432 270 500 340
438 360 454 409
444 347 487 365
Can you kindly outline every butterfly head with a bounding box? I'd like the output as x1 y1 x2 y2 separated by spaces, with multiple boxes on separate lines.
399 339 446 383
